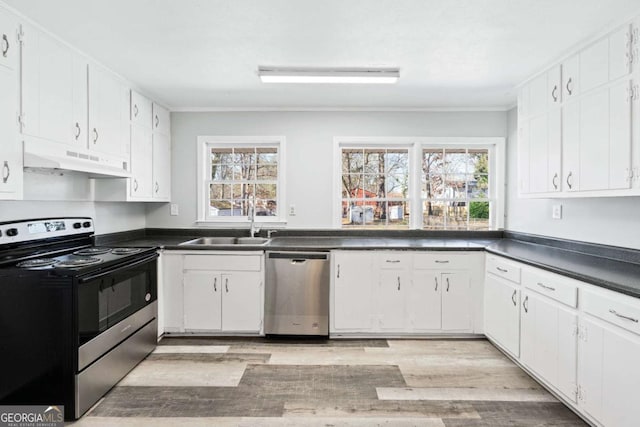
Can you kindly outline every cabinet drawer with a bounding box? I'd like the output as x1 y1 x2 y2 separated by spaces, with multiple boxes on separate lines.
522 268 578 308
583 289 640 336
378 253 411 269
486 256 521 284
183 255 262 271
413 253 469 270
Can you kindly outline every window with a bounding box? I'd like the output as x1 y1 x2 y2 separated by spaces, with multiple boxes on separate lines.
197 136 285 223
336 137 504 230
422 148 491 230
341 147 410 228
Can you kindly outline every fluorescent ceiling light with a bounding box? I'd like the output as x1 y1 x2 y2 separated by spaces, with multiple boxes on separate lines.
258 67 399 84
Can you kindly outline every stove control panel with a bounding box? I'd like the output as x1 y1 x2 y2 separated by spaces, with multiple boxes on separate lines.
0 218 94 245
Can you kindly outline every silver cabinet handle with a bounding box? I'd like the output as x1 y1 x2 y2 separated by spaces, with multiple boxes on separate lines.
537 282 556 292
213 277 217 292
523 295 529 313
552 173 558 190
496 267 508 273
566 77 573 95
133 104 139 117
446 277 450 292
435 260 449 264
337 264 340 278
609 309 638 323
155 182 159 193
92 128 99 144
225 277 229 293
2 161 9 184
386 260 401 263
75 122 81 140
551 85 558 102
133 179 138 191
2 34 8 58
511 290 517 306
397 276 401 291
155 114 159 128
566 171 573 189
434 277 438 291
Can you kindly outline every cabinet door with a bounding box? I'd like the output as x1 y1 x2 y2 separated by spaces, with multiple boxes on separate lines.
130 124 153 198
608 79 632 190
333 252 373 330
0 8 18 70
442 272 471 331
529 73 548 117
409 271 441 330
183 272 221 331
562 100 580 191
521 291 577 402
221 272 262 332
562 55 579 100
130 90 152 127
0 64 19 195
517 121 530 194
484 275 520 357
88 65 127 157
153 102 170 135
378 270 407 330
579 89 610 191
528 114 549 193
152 132 171 200
580 38 609 93
608 24 632 81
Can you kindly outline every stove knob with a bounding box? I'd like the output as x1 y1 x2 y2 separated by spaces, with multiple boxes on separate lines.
145 293 151 302
82 221 92 228
5 228 18 237
73 222 82 229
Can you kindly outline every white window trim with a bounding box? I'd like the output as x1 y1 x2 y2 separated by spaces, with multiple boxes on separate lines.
333 136 505 230
196 135 286 225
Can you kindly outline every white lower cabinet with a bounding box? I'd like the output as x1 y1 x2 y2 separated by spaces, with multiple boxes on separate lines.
162 252 264 335
520 290 578 403
332 251 374 331
332 250 481 335
484 274 520 357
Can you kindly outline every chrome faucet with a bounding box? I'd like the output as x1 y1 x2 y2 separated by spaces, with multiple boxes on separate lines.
248 195 260 237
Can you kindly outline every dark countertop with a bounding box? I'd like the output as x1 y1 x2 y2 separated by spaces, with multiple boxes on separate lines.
106 235 498 251
486 239 640 299
98 229 640 299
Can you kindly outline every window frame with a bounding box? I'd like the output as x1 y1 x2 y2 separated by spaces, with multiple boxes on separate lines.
197 136 286 224
333 137 505 230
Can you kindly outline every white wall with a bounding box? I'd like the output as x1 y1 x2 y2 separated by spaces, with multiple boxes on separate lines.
505 108 640 249
146 111 508 229
0 170 146 235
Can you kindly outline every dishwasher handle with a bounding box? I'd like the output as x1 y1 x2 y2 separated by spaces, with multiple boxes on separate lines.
268 252 328 261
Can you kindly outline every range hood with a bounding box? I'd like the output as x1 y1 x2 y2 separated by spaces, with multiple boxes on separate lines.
23 139 131 179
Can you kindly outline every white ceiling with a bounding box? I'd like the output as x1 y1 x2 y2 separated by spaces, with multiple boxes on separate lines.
4 0 640 110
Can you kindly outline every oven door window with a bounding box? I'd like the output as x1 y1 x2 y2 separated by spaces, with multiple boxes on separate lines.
77 262 156 346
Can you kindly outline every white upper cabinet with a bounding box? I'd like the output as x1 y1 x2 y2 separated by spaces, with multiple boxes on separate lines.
152 132 171 200
88 64 129 159
0 6 20 199
129 124 153 198
153 103 170 135
131 90 152 128
519 19 637 198
21 24 87 147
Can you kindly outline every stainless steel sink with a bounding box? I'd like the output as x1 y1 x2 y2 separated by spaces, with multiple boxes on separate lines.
235 237 270 245
179 236 270 246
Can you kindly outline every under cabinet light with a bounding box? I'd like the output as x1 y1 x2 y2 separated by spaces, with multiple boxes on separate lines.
258 67 399 84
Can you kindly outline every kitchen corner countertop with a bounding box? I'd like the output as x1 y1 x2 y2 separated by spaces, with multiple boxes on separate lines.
486 239 640 299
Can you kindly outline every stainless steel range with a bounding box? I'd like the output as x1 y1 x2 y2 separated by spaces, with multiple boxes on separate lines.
0 217 158 420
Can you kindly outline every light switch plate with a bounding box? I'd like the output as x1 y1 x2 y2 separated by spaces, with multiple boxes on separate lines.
170 204 179 216
552 204 562 219
289 205 296 216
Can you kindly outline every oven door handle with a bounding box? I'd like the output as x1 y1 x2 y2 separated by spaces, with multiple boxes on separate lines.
78 253 158 283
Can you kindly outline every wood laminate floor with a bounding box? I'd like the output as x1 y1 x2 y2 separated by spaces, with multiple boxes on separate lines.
71 337 587 426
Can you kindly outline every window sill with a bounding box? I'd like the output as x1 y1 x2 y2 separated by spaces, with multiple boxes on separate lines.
195 219 288 227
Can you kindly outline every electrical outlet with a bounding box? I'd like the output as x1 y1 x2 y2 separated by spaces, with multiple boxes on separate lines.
170 204 179 216
289 205 296 216
552 204 562 220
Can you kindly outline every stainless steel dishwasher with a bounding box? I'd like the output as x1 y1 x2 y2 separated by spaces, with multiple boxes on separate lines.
265 251 330 336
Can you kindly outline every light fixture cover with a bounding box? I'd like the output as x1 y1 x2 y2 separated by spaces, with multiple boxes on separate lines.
258 67 399 84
